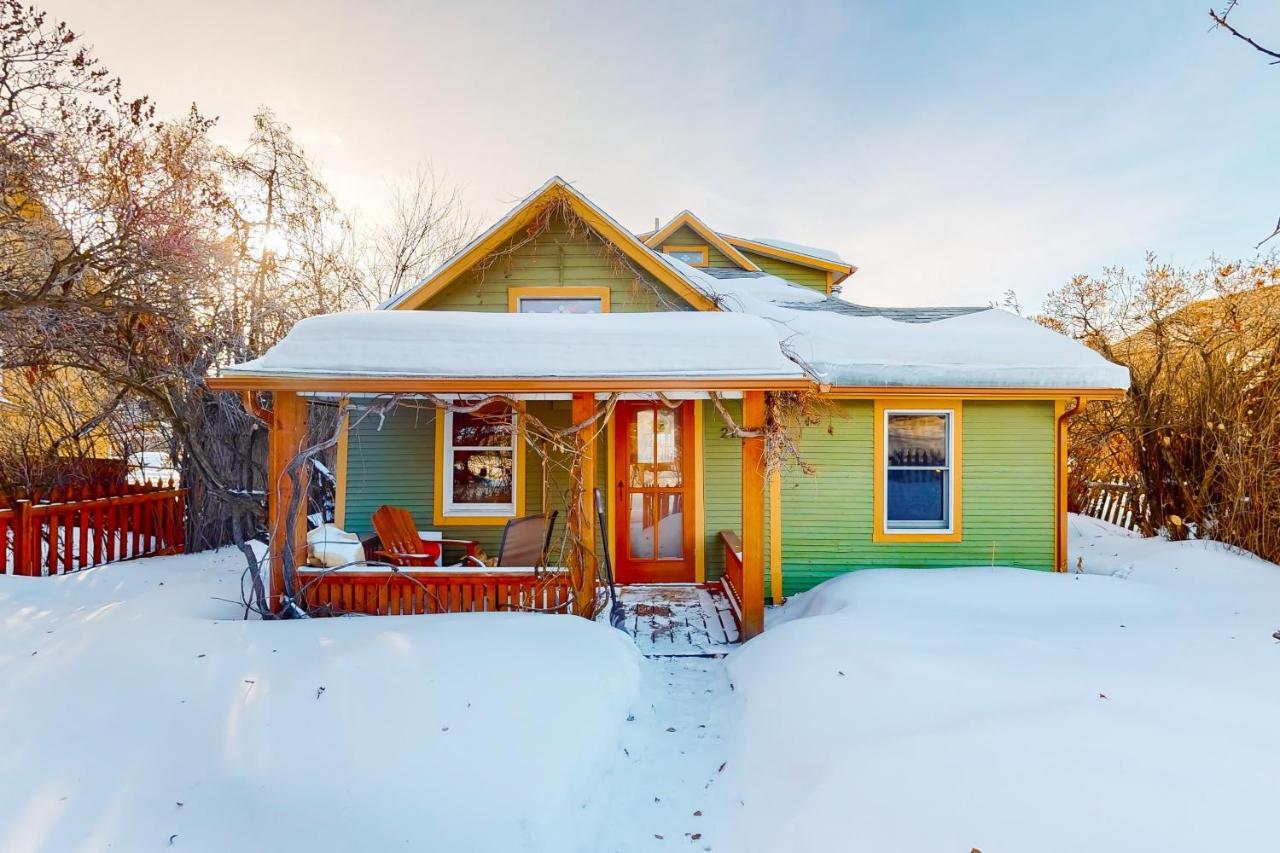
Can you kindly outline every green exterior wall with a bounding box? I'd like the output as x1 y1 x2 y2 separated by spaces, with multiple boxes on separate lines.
423 215 694 312
778 400 1056 594
342 401 590 559
740 249 828 293
340 398 1057 593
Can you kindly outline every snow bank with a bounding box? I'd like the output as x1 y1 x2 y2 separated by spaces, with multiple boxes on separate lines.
720 516 1280 853
673 260 1131 389
0 549 641 852
221 310 806 381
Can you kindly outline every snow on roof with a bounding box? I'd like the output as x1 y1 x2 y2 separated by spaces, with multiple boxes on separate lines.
220 310 807 382
747 237 848 265
671 261 1131 390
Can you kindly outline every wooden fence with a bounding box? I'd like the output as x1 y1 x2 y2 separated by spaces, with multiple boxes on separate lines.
1072 480 1149 534
298 569 572 616
1 482 186 576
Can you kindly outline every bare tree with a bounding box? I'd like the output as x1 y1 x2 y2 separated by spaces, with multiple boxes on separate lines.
1209 3 1280 246
362 164 477 305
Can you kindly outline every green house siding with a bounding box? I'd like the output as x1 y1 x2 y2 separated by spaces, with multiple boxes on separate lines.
740 249 828 293
422 216 694 313
341 398 1055 592
779 400 1056 594
656 224 735 269
342 401 584 557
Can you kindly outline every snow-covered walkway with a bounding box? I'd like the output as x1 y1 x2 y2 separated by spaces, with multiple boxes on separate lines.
592 656 733 852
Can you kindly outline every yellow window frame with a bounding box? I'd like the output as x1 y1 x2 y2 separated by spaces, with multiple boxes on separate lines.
661 245 710 268
433 403 526 526
872 398 963 543
506 285 611 313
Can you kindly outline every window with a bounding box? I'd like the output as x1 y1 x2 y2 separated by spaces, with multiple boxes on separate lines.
874 402 962 541
439 405 519 521
507 286 610 314
661 245 709 267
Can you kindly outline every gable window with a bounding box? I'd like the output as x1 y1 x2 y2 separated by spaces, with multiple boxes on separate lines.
661 245 709 267
507 286 610 314
874 401 962 542
439 405 519 520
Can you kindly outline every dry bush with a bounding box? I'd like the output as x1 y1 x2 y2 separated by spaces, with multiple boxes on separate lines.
1041 254 1280 560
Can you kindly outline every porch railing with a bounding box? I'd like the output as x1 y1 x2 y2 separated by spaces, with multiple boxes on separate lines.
2 483 186 576
719 529 744 621
298 568 573 616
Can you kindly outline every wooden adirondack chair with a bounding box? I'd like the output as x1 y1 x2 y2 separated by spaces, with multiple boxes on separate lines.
371 505 480 567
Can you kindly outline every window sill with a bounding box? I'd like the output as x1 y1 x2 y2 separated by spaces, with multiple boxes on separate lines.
873 528 962 544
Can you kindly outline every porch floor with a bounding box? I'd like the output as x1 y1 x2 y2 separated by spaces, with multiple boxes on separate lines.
605 583 740 657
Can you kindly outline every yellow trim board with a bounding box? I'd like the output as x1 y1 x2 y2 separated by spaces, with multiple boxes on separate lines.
660 244 710 268
333 400 350 528
768 467 782 601
432 403 526 527
507 285 611 313
720 233 856 284
872 398 964 543
693 400 706 582
646 210 761 272
389 178 718 313
825 386 1126 401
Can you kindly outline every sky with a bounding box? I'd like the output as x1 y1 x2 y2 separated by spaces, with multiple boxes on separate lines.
47 0 1280 309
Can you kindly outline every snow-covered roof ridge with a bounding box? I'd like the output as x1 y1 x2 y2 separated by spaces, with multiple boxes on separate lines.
747 237 847 264
666 258 1131 391
221 310 808 381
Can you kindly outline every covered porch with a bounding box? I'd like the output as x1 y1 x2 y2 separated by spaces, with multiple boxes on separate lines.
206 310 809 639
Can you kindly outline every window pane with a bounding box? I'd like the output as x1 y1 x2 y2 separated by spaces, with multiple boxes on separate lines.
452 408 513 448
628 493 653 559
628 408 655 487
518 297 603 314
654 407 682 487
656 494 684 558
666 250 705 265
451 449 513 505
887 469 945 524
888 414 947 467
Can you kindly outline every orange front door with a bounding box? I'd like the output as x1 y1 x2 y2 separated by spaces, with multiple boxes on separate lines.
614 400 696 584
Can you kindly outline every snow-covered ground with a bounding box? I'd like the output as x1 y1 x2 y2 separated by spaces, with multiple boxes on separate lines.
0 548 641 852
720 515 1280 852
2 516 1278 852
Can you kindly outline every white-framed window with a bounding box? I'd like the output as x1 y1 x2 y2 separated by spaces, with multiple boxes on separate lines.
442 406 518 517
661 245 709 267
516 296 604 314
883 409 954 532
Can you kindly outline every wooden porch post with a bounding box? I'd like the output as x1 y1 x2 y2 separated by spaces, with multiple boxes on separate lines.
570 392 598 617
267 390 309 613
741 390 766 639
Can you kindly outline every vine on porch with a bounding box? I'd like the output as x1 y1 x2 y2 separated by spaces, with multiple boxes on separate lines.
248 389 824 621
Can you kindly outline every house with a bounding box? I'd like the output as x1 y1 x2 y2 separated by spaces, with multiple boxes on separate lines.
208 177 1129 637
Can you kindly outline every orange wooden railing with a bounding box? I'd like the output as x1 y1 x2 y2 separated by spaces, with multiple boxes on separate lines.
719 529 744 621
298 569 573 616
2 482 186 576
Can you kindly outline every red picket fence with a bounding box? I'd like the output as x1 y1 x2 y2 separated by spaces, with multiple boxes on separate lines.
1 481 186 576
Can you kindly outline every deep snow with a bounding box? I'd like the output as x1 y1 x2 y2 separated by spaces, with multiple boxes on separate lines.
0 548 641 852
2 516 1278 852
720 515 1280 852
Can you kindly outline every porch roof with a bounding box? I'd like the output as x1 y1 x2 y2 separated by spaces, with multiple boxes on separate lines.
208 310 810 392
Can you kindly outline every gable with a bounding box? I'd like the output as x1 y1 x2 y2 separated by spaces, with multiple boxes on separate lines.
644 211 760 272
421 211 697 313
386 178 717 312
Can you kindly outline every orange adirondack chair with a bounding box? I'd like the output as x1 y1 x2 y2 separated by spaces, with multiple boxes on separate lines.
370 505 480 567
